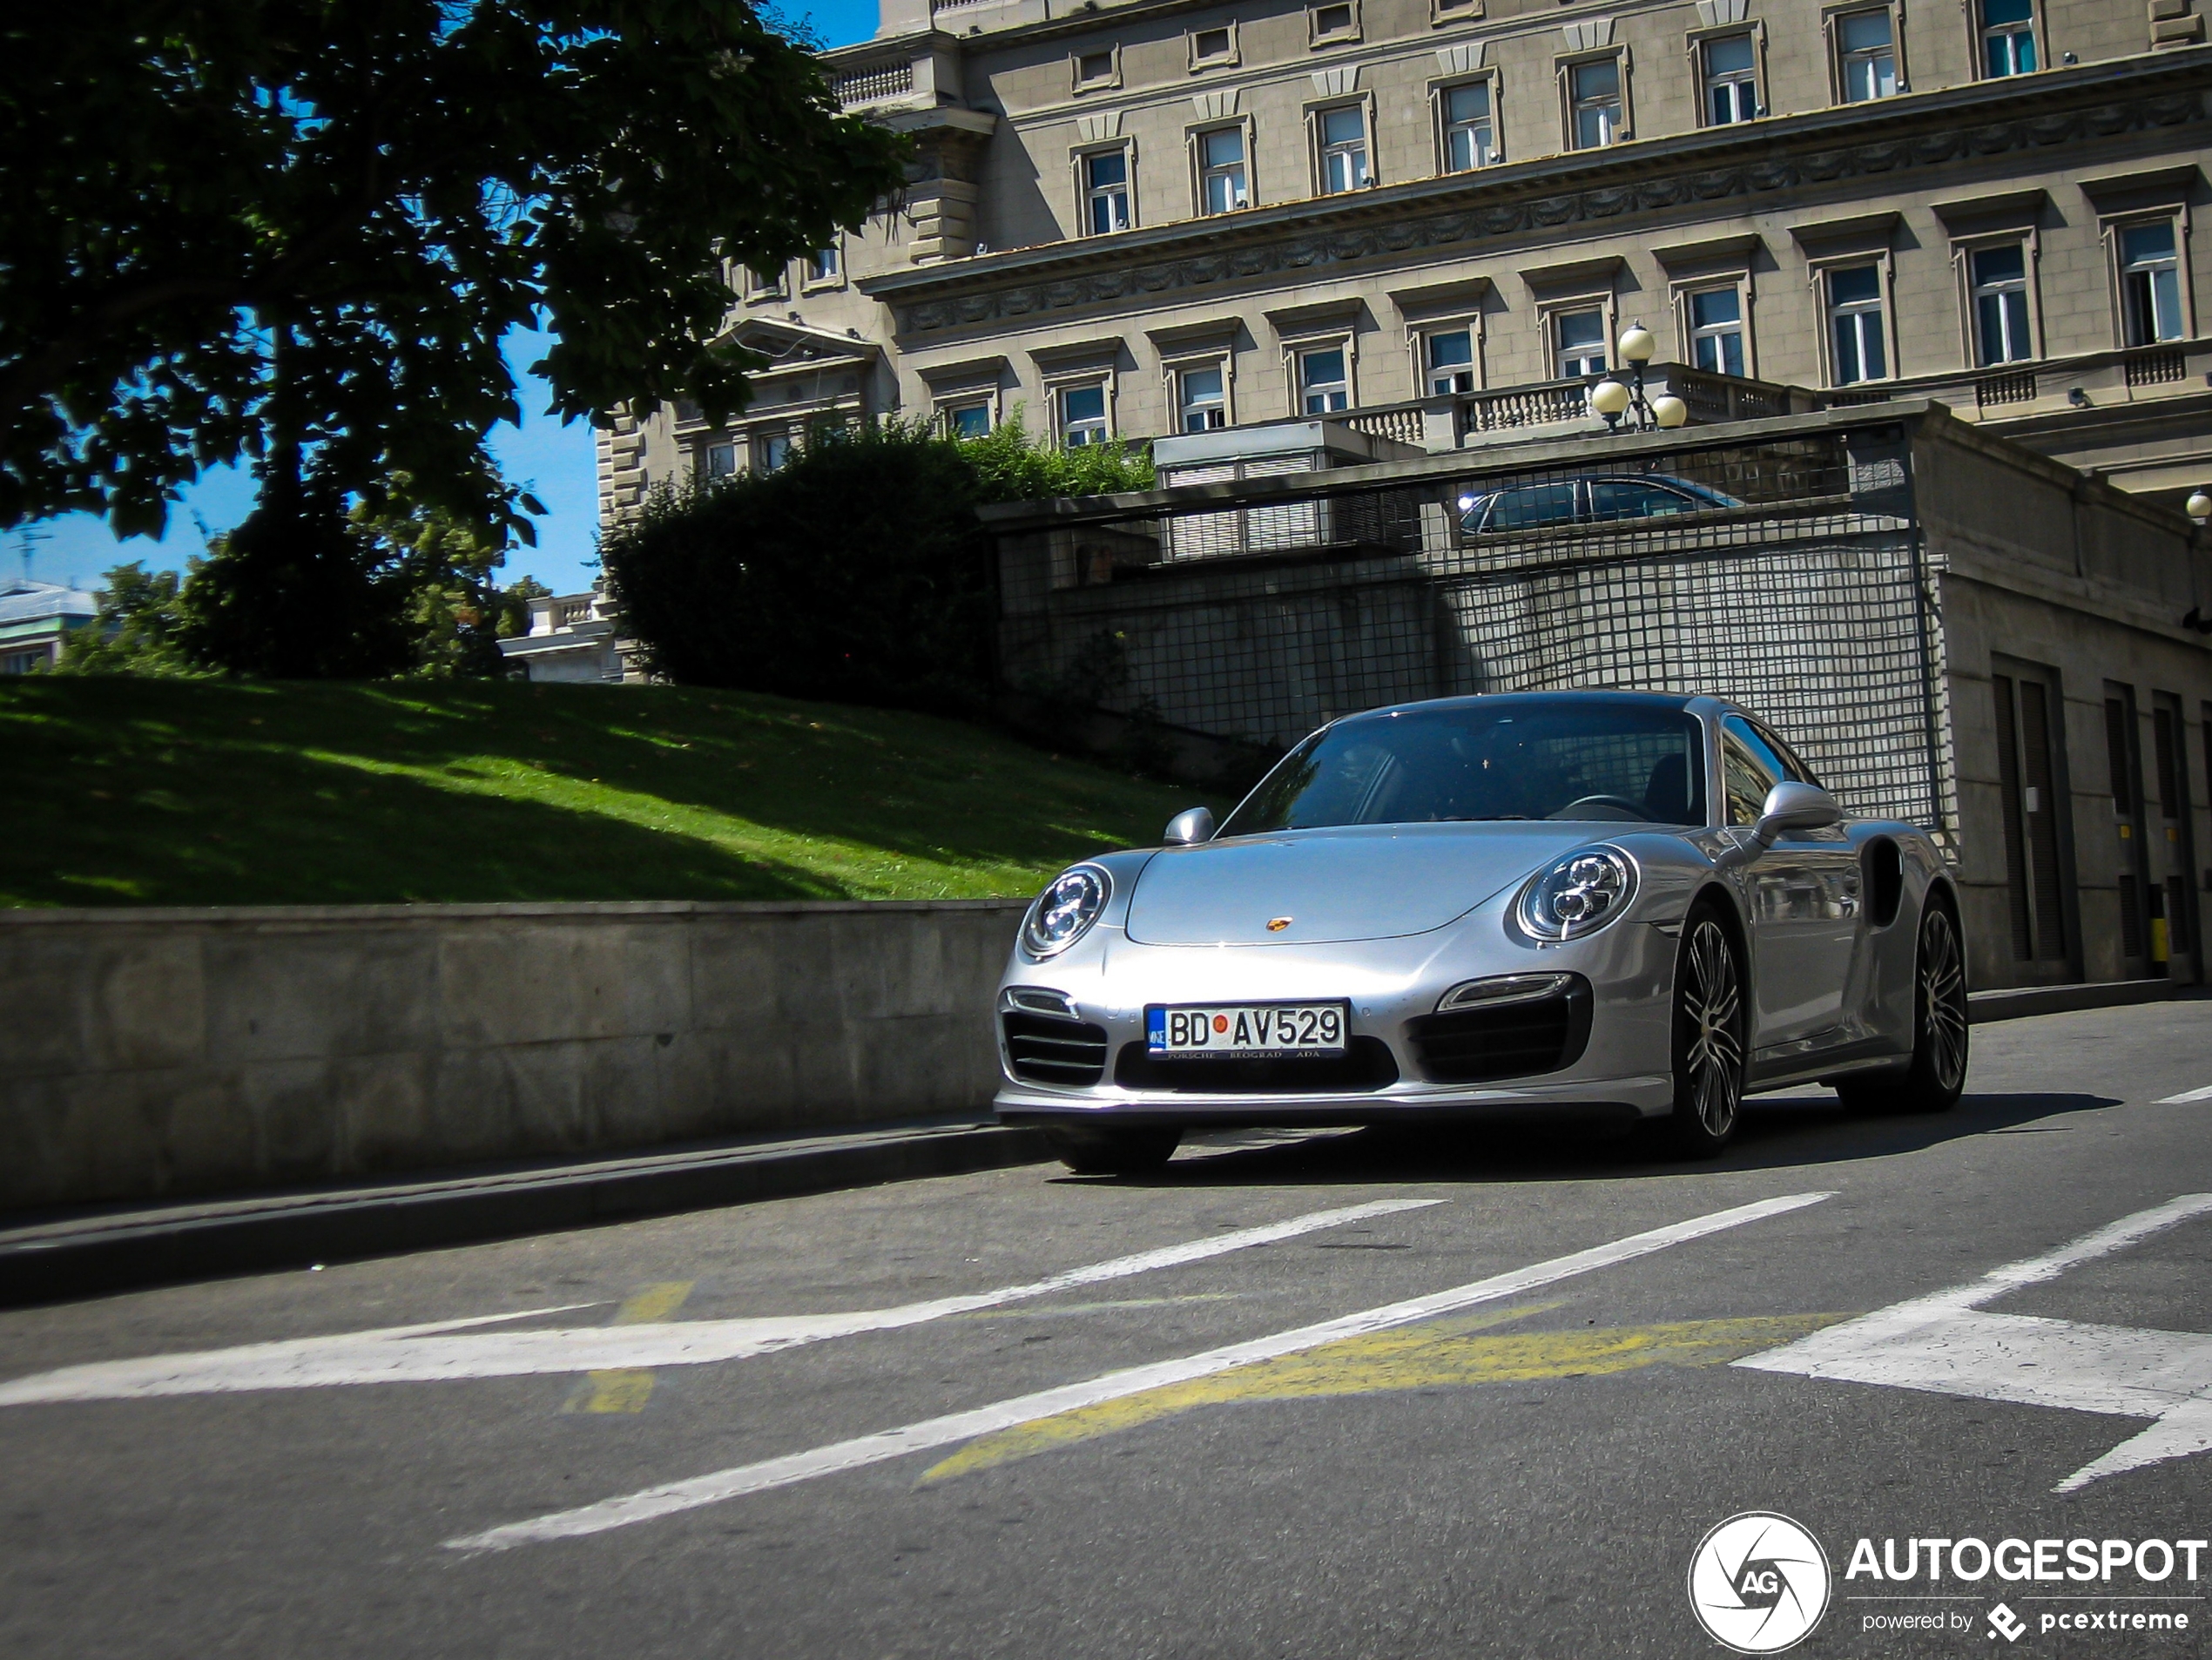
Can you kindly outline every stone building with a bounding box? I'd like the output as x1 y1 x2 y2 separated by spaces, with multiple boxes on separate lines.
597 0 2211 512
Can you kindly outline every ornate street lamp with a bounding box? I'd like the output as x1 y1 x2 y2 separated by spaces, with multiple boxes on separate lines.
1596 323 1669 432
2188 489 2211 523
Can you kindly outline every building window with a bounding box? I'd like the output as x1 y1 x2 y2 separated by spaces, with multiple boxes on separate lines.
1318 106 1370 194
805 246 840 286
1703 34 1759 123
1199 126 1249 213
1837 10 1898 102
1058 383 1109 446
1426 327 1477 395
1971 244 2033 365
1568 58 1623 149
1309 1 1359 44
1981 0 2036 76
747 264 786 300
1826 264 1889 383
1177 364 1229 430
754 432 793 473
698 442 738 480
1298 346 1350 413
1443 83 1494 172
1190 24 1236 67
1553 307 1609 379
1074 48 1118 91
2119 221 2184 345
1082 151 1132 235
941 401 992 439
1689 286 1746 376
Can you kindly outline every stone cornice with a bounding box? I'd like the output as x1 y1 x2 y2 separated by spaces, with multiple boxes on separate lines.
858 48 2212 338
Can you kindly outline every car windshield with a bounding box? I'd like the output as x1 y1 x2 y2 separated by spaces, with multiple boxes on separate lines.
1219 702 1708 833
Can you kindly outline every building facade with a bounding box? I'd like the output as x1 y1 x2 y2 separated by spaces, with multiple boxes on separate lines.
0 578 98 674
597 0 2211 514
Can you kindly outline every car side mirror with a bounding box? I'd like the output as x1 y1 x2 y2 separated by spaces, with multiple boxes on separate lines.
1163 806 1216 846
1753 780 1843 847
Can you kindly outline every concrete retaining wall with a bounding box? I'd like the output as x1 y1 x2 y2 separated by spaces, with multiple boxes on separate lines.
0 900 1028 1213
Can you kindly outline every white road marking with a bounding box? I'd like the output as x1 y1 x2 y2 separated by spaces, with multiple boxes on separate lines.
444 1190 1833 1553
2155 1084 2212 1104
1736 1193 2212 1492
0 1199 1438 1405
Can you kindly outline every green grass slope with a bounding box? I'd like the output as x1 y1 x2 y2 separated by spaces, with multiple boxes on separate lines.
0 678 1209 908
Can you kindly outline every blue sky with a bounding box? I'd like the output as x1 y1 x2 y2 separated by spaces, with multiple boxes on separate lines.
16 0 883 603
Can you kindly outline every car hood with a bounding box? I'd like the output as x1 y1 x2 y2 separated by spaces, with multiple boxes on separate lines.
1123 822 1603 947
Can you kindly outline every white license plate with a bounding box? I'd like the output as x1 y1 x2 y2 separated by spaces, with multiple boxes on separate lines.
1146 1002 1348 1056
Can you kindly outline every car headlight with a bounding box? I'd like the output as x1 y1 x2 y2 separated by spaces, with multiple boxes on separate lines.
1517 847 1637 941
1023 865 1111 957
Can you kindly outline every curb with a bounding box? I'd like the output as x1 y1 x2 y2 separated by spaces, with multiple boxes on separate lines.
1967 979 2180 1023
0 1121 1053 1309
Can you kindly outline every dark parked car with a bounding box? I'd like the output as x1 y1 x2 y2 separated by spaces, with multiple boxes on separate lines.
1458 473 1745 534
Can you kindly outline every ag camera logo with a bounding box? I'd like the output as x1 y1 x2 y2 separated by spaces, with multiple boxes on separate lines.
1689 1512 1832 1653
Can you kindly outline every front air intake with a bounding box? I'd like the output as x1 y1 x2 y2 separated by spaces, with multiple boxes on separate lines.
1405 978 1593 1083
1001 1011 1109 1086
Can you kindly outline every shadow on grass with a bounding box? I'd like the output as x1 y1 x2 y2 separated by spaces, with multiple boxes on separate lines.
1065 1090 2123 1190
0 677 1198 906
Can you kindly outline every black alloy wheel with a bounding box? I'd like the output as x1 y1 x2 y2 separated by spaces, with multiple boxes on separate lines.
1044 1125 1183 1177
1840 901 1968 1115
1666 907 1747 1157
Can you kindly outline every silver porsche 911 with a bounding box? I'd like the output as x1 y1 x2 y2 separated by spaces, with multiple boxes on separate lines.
993 691 1967 1174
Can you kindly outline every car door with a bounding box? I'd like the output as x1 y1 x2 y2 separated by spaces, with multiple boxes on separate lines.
1721 716 1859 1050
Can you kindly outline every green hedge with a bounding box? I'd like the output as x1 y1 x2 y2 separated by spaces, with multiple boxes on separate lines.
601 416 1150 712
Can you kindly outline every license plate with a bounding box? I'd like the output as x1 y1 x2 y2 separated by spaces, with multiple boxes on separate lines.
1146 1002 1348 1057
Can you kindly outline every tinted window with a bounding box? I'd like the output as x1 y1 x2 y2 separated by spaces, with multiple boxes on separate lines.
1721 715 1792 825
1478 481 1581 531
1588 479 1700 521
1222 702 1708 833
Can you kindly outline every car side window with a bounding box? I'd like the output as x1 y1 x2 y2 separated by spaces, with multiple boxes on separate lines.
1750 719 1824 790
1588 479 1695 521
1720 716 1784 826
1485 480 1581 530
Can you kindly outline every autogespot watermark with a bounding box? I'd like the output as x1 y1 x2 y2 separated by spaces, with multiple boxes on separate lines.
1689 1513 1833 1654
1689 1520 2208 1650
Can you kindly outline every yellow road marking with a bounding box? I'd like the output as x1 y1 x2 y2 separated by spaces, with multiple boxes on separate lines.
918 1307 1846 1484
563 1281 694 1414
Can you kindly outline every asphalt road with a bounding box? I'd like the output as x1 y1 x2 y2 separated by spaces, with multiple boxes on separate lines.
3 997 2209 1659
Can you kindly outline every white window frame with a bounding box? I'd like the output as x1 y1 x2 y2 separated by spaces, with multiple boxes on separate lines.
1074 141 1137 238
801 241 845 293
1690 26 1764 126
1049 377 1115 447
1190 119 1255 216
696 440 740 481
2103 210 2195 348
1542 296 1617 381
1430 0 1484 23
1414 319 1483 396
1973 0 2043 78
1954 233 2041 368
1288 335 1356 415
934 394 998 439
752 428 797 474
1675 275 1755 378
1308 0 1362 47
1827 3 1905 104
1433 73 1501 173
1311 98 1376 196
1811 252 1900 387
1166 354 1235 431
1188 21 1239 71
1071 44 1122 95
1558 50 1632 152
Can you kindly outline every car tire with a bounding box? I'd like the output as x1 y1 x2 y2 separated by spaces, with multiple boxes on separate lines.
1838 901 1968 1116
1663 905 1748 1158
1043 1125 1182 1177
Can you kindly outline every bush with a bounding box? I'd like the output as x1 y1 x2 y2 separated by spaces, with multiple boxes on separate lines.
601 415 1150 712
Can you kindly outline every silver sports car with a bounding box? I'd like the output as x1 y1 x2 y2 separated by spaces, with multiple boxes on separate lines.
994 691 1967 1174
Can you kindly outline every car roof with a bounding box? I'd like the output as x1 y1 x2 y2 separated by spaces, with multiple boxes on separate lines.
1342 690 1705 724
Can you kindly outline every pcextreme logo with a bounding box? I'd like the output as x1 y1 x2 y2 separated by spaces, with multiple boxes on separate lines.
1688 1512 1833 1654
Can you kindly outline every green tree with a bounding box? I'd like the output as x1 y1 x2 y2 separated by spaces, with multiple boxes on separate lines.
3 0 907 549
599 416 1153 711
496 575 554 641
57 562 205 676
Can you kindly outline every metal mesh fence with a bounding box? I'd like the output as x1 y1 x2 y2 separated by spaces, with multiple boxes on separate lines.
995 428 1952 833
